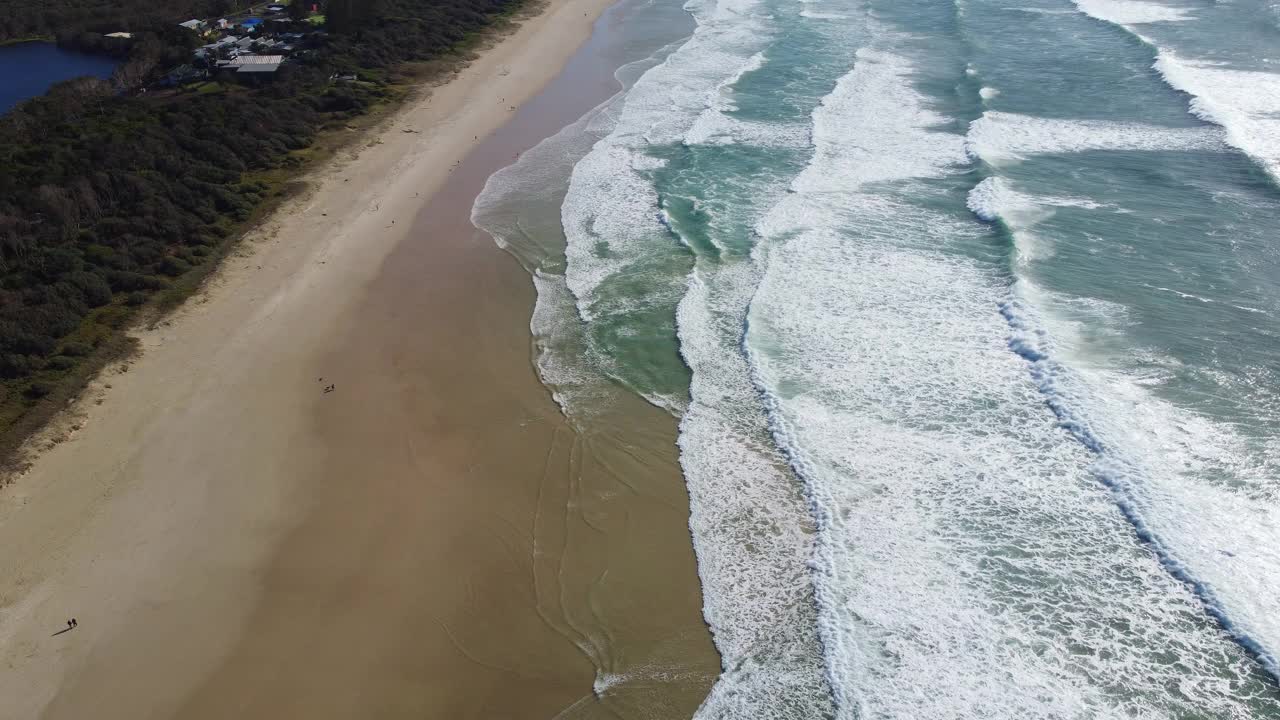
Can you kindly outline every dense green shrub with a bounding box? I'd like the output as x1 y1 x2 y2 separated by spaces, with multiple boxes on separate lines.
0 0 227 43
0 0 526 396
25 381 55 399
47 355 78 370
158 256 192 276
60 341 93 356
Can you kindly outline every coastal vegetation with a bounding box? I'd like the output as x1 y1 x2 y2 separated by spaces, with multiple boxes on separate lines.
0 1 222 45
0 0 528 462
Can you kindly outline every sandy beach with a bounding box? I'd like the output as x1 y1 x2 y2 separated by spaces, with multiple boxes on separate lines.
0 1 718 717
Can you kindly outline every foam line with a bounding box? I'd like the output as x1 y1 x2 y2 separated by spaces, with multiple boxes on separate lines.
996 291 1280 682
1072 0 1280 182
555 0 849 714
1073 0 1192 24
747 38 1280 717
967 171 1280 685
562 0 775 317
966 111 1225 164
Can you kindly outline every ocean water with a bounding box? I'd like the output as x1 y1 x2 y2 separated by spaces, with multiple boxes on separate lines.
474 0 1280 716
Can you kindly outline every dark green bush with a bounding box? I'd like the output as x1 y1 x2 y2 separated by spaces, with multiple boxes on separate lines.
66 271 114 307
60 341 93 357
0 0 527 394
47 355 77 370
0 354 37 379
158 256 191 276
25 381 55 399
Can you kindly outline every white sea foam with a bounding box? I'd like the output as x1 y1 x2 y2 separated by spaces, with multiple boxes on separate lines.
562 0 774 317
498 0 1280 713
969 177 1106 223
965 176 1103 225
557 0 844 714
1072 0 1193 24
978 85 1000 100
473 100 622 419
1073 0 1280 181
684 49 815 147
473 28 687 421
967 178 1051 262
786 49 967 196
1002 8 1280 664
475 14 833 715
968 177 1111 263
678 263 835 719
800 10 848 19
745 42 1277 718
562 145 670 319
684 113 810 147
750 227 1276 719
970 177 1280 680
1145 283 1271 315
1153 53 1280 180
527 269 616 414
1005 6 1075 14
966 111 1225 164
705 50 765 113
672 6 863 717
1002 282 1280 678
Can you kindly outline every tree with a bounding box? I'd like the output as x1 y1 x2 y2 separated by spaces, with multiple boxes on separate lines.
287 0 308 21
0 0 524 424
111 35 170 89
325 0 380 33
325 0 353 32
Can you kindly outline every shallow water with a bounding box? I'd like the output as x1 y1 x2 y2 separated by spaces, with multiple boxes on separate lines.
476 0 1280 716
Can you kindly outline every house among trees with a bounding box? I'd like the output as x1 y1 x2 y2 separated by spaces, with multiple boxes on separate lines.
161 64 208 86
216 54 284 81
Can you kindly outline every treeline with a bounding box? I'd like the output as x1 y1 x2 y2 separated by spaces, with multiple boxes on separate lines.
0 0 224 42
0 0 525 445
328 0 521 69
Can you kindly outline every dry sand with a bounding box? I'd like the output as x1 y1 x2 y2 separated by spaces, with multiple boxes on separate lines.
0 1 718 717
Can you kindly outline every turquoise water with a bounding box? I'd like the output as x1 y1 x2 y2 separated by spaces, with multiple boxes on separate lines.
0 42 118 114
475 0 1280 716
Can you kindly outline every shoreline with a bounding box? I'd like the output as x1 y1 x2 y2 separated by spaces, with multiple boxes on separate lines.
0 37 54 47
0 0 717 716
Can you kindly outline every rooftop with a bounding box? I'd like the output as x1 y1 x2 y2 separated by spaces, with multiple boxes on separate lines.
219 55 285 74
234 55 284 65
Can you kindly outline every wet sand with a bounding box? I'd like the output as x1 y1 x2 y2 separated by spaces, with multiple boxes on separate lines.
0 0 718 717
173 23 721 715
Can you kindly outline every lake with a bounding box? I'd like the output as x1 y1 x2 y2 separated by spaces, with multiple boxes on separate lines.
0 41 119 114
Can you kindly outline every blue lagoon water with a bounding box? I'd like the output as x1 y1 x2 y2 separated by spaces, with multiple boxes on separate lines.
0 42 118 114
475 0 1280 716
